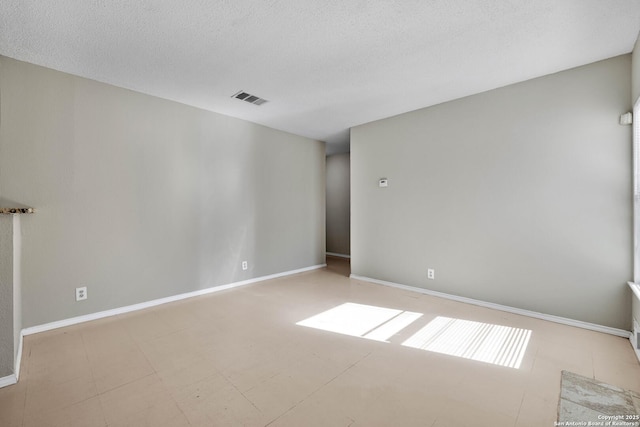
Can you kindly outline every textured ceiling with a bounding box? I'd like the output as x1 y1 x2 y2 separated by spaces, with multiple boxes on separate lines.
1 1 640 154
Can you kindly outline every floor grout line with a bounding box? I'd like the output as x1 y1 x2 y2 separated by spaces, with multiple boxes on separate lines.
264 351 374 426
6 259 640 426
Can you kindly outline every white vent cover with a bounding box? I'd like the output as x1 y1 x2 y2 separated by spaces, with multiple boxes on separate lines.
621 112 633 125
232 90 268 106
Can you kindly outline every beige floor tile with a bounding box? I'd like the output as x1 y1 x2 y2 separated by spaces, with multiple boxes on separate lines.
25 331 91 383
533 338 594 379
138 328 207 372
588 331 636 358
590 335 640 392
170 371 230 408
515 392 559 427
151 303 202 331
174 373 268 426
302 368 388 421
394 350 475 392
24 372 98 415
23 396 106 427
27 329 84 356
454 364 527 419
288 330 377 370
592 355 640 393
242 353 354 420
344 348 412 384
91 347 156 393
3 258 640 426
106 399 190 427
81 323 140 364
157 354 220 391
343 359 452 424
25 351 92 387
121 310 182 342
0 381 27 427
432 398 517 427
98 374 172 426
220 353 294 394
352 393 444 427
524 356 564 398
266 398 358 427
199 336 265 373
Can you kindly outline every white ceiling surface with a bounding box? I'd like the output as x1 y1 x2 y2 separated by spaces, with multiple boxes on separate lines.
1 1 640 155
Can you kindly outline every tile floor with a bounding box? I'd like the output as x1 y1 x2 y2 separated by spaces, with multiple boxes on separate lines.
1 257 639 426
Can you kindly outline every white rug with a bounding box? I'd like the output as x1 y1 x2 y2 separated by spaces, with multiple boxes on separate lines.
558 371 640 426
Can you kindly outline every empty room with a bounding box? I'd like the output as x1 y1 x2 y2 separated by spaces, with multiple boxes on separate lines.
2 1 640 426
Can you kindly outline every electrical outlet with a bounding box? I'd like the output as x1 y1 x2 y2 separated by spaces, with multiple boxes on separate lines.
427 269 435 280
76 286 87 301
242 261 248 271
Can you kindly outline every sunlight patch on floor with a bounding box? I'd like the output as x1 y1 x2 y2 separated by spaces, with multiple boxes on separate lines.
296 302 422 342
402 316 531 369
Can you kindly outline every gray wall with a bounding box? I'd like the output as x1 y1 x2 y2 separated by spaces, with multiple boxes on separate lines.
0 216 13 377
13 215 22 372
351 55 632 330
326 153 350 256
0 56 325 328
633 32 640 104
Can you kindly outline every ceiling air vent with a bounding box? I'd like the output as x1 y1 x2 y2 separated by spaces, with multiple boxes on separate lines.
232 90 268 106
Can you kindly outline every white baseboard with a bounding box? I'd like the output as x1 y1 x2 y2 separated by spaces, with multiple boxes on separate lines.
0 374 17 388
627 283 640 363
1 264 326 389
22 264 326 337
13 331 23 383
326 252 350 259
351 274 631 338
631 319 640 363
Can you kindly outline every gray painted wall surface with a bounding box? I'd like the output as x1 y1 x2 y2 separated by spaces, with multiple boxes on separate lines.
351 55 632 330
0 216 14 377
13 215 22 371
0 56 325 328
633 32 640 104
326 154 350 256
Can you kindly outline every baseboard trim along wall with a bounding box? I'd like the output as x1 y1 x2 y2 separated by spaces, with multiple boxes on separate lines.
14 332 23 381
631 319 640 363
628 283 640 363
351 274 631 338
22 264 326 337
2 263 326 389
326 252 351 259
0 374 17 388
